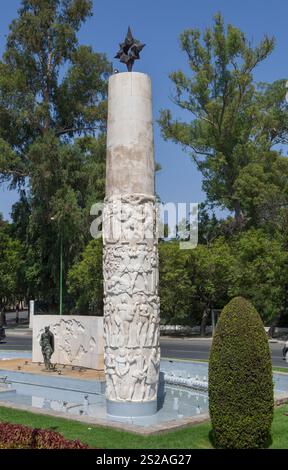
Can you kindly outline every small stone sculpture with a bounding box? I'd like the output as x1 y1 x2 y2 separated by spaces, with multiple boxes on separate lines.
40 326 55 370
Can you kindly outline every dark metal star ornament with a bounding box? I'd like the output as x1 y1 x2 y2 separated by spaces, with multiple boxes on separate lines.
114 27 145 72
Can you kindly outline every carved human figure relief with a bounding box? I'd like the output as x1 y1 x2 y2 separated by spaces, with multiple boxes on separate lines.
127 303 139 348
143 202 154 241
135 295 150 347
104 303 111 346
113 296 133 348
128 351 148 401
145 348 160 400
103 193 160 404
115 349 131 400
147 298 160 347
105 352 118 400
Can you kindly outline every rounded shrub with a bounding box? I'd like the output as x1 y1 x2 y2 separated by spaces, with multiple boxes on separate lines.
208 296 274 449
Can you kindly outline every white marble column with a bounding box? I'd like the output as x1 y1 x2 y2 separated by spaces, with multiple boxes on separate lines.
103 72 160 416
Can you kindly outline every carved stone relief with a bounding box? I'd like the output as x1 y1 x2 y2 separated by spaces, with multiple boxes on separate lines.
103 194 160 403
33 315 104 370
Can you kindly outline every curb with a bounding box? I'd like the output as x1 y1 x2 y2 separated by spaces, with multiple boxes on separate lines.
5 330 32 337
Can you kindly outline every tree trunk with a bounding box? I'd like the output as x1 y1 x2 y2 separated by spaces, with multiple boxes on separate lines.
0 308 6 327
15 305 19 325
268 313 282 338
200 306 210 337
234 200 244 227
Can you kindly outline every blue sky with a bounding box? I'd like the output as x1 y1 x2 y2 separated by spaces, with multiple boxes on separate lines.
0 0 287 220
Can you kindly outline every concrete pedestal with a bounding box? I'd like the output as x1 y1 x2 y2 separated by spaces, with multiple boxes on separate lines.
103 72 160 415
29 300 34 329
106 398 157 417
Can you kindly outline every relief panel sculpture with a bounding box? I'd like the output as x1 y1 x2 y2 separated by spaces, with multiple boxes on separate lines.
103 194 160 403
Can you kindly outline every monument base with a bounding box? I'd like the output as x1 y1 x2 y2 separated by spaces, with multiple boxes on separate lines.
106 399 157 417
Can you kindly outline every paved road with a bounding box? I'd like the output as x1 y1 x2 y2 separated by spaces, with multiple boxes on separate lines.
2 310 29 325
0 334 287 369
0 333 32 351
160 337 288 369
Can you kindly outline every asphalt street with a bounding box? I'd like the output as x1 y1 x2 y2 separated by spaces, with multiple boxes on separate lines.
0 333 32 351
0 333 287 369
160 337 288 369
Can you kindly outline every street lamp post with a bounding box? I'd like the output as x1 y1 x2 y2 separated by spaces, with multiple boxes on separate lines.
51 217 63 316
59 232 63 316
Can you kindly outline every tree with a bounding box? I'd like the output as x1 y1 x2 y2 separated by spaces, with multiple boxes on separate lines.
0 0 109 174
233 152 288 228
0 1 111 307
159 13 287 225
0 221 25 316
209 297 274 448
158 238 236 333
229 229 288 331
188 238 236 335
67 239 103 315
159 241 195 325
198 203 221 245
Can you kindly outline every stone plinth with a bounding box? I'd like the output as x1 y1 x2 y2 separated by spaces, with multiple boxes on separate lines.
103 72 160 416
32 315 104 370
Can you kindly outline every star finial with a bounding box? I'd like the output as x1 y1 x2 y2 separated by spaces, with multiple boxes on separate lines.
114 27 145 72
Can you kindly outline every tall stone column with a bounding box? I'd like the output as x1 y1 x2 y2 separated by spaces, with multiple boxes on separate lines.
103 72 160 416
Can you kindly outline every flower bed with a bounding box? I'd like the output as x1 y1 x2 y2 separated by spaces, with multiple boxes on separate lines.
0 423 88 449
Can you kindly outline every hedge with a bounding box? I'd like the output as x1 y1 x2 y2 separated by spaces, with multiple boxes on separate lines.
208 296 274 448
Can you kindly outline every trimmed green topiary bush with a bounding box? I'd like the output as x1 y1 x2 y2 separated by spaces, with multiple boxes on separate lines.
209 296 274 449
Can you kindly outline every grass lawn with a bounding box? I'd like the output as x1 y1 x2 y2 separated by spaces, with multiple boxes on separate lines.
0 404 287 449
273 367 288 373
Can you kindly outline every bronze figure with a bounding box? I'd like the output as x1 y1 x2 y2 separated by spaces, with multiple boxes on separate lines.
40 326 55 370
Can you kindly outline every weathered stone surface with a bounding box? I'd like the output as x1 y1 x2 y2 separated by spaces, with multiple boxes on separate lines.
106 72 154 197
103 71 160 408
32 316 104 370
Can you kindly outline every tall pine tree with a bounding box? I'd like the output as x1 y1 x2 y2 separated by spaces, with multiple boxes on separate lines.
159 13 288 226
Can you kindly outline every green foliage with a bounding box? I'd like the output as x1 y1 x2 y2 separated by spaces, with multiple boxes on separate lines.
0 0 110 180
159 12 288 241
68 239 103 314
0 138 22 184
209 297 274 448
0 222 25 308
159 242 194 324
188 238 236 333
198 203 220 245
229 229 288 324
0 1 111 308
233 151 288 228
159 238 236 330
0 7 287 327
0 404 288 449
20 133 106 304
158 13 288 223
256 80 288 148
159 227 288 331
